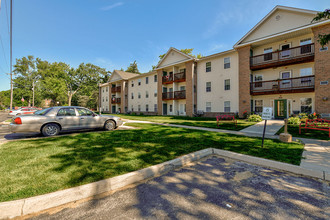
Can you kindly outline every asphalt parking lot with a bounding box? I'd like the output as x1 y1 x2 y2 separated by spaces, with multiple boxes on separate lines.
28 156 330 220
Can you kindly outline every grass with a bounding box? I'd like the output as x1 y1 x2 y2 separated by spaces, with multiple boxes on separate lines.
110 114 256 131
276 124 330 140
0 123 304 202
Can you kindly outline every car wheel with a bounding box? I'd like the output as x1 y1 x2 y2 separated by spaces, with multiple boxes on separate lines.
42 123 60 136
104 120 115 131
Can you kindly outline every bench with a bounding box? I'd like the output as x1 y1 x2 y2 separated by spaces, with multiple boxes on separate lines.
299 118 330 138
216 114 237 128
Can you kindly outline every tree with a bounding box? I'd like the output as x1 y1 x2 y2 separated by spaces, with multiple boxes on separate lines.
312 9 330 47
13 56 41 106
126 60 140 73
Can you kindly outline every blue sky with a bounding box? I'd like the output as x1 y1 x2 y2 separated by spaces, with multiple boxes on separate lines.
0 0 328 91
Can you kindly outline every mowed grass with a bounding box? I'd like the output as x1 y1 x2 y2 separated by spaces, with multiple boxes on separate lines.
276 124 330 140
0 123 304 202
111 114 256 131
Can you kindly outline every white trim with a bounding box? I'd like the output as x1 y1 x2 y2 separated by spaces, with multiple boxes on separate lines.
234 19 330 48
234 5 319 47
155 47 195 69
155 58 194 70
198 49 236 60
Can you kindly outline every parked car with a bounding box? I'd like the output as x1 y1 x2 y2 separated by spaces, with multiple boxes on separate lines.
9 108 40 116
9 106 123 136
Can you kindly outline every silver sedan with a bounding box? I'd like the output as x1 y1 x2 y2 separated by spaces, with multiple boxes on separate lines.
9 106 123 136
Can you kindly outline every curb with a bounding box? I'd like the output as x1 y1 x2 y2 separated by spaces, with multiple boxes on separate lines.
0 148 328 219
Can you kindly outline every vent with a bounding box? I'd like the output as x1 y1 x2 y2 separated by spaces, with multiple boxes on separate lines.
320 81 328 85
275 15 281 21
320 47 328 52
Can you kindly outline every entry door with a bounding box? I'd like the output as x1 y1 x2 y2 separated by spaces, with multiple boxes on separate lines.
163 103 167 115
112 106 116 114
274 99 287 119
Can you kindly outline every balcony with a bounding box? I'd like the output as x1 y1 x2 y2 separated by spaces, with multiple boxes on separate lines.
111 98 121 104
174 90 186 99
162 90 186 100
115 86 121 92
162 72 186 84
250 76 315 95
250 43 314 70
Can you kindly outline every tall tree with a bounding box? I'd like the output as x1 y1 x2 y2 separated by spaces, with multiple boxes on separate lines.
312 9 330 47
126 60 140 73
13 56 41 106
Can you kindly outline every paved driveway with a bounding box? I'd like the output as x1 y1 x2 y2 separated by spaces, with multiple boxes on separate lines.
29 156 329 220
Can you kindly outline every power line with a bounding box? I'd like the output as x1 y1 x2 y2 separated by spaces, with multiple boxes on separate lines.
0 35 9 70
4 0 10 34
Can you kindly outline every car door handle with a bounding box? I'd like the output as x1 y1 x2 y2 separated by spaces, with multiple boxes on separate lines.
80 118 84 120
58 118 63 120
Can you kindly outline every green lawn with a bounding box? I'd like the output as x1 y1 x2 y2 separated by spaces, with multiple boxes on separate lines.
111 114 256 131
0 123 303 202
276 124 330 140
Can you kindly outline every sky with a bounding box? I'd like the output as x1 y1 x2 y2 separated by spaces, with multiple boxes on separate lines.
0 0 328 91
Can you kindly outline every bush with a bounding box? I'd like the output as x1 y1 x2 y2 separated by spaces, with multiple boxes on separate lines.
243 111 248 119
248 114 262 122
288 116 300 125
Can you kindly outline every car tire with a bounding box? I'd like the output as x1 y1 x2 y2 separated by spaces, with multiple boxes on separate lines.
104 120 115 131
42 123 60 137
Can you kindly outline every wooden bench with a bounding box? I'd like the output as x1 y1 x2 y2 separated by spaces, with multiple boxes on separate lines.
299 118 330 138
216 114 237 128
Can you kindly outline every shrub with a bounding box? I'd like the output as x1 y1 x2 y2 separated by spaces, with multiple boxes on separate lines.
288 116 300 125
243 111 248 119
248 114 262 122
298 113 308 119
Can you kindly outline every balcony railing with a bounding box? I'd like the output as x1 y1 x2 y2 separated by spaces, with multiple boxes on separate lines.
250 43 314 70
111 98 121 104
250 76 315 95
162 92 173 100
174 72 186 82
162 90 186 100
174 90 186 99
115 86 121 92
111 87 116 93
162 72 186 84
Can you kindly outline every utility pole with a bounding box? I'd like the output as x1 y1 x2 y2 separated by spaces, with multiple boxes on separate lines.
32 80 34 106
9 0 13 110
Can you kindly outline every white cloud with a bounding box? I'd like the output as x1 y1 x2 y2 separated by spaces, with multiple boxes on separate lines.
100 2 124 11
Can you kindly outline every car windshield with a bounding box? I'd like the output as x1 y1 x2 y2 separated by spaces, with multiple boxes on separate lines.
34 108 52 115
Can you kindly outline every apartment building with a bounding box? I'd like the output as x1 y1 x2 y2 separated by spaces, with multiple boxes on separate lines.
99 5 330 118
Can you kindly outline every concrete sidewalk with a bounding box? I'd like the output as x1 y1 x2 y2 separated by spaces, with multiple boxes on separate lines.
240 120 284 135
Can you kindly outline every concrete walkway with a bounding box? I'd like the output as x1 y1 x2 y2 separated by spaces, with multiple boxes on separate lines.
126 120 330 174
240 120 284 135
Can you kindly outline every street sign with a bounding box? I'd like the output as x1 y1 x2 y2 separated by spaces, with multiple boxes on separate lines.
262 107 272 120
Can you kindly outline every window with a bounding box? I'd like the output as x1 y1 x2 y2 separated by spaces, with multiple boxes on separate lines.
300 68 313 84
206 82 211 92
146 104 149 112
103 98 104 102
301 98 312 113
255 100 263 113
77 108 94 116
106 97 108 101
180 86 186 91
138 79 141 86
300 38 312 45
264 47 273 61
206 102 211 112
57 108 76 116
131 81 134 87
206 62 211 72
169 105 173 112
138 92 141 99
224 57 230 69
224 79 230 90
224 101 230 112
146 91 149 98
106 87 108 92
179 68 186 73
131 93 134 99
138 105 141 111
154 90 157 97
154 75 157 82
254 75 263 88
154 104 158 112
300 38 312 54
103 88 104 93
146 77 149 84
131 105 134 111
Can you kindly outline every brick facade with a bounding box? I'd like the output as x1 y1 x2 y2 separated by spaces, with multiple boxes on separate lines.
312 24 330 114
157 69 163 115
237 45 251 117
185 61 194 117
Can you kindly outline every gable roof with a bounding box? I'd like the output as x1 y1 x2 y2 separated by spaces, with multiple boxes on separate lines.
234 5 319 47
155 47 195 69
107 70 139 83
